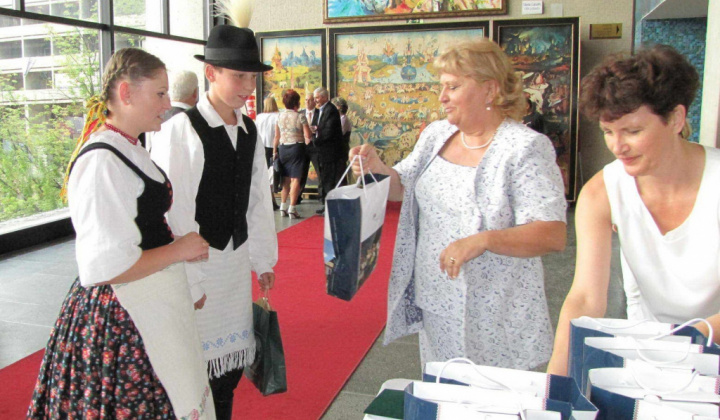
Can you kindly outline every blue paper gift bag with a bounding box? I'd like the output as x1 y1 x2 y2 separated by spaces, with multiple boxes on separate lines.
588 365 720 420
324 171 390 301
568 317 718 391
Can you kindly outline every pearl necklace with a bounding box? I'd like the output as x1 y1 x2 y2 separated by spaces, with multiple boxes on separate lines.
460 130 494 150
105 123 139 145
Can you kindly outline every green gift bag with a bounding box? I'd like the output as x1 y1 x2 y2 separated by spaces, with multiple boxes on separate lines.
245 295 287 396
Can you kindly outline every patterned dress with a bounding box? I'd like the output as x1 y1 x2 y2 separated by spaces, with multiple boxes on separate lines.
28 135 213 420
386 118 567 370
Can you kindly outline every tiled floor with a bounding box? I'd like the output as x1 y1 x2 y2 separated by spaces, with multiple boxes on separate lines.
0 204 625 419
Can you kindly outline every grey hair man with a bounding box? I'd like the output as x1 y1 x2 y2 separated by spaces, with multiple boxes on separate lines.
308 86 345 213
163 70 199 122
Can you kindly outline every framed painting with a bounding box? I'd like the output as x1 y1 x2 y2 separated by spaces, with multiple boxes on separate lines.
493 17 581 201
329 22 488 168
325 0 505 23
256 29 326 113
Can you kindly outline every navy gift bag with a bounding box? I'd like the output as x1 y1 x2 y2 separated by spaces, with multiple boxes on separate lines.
324 158 390 301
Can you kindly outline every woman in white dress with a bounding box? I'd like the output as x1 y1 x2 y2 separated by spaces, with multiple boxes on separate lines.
351 39 567 369
28 48 214 419
548 44 720 375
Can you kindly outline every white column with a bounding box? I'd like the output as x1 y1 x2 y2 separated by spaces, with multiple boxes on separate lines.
700 0 720 147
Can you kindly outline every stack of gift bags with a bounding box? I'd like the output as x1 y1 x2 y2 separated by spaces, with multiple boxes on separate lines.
365 357 598 419
569 317 720 420
364 317 720 420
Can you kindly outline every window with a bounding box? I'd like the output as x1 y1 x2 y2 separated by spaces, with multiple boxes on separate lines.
24 38 52 57
0 72 24 90
25 70 52 89
0 40 22 59
0 15 21 28
0 1 206 230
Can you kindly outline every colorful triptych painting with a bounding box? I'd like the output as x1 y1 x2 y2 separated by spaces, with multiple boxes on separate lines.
329 22 488 167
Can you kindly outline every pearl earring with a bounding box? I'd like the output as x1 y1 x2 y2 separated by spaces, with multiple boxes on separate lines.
486 104 492 111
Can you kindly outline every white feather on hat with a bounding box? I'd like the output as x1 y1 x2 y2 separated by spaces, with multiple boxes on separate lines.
215 0 255 29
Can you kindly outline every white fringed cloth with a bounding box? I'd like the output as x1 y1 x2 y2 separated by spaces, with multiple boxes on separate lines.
196 241 256 378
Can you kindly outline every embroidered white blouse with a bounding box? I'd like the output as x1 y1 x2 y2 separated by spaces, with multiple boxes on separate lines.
69 130 166 286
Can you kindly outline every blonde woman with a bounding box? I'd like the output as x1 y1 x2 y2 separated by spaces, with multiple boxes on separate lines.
28 48 213 419
351 39 567 369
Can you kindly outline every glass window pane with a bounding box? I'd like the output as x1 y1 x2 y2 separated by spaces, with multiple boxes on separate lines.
24 0 98 22
0 19 101 223
24 37 52 57
169 0 204 40
0 0 15 9
0 15 21 28
115 0 161 33
0 40 21 59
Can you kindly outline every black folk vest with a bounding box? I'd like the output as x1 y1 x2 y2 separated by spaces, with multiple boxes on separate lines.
70 142 174 251
185 107 256 251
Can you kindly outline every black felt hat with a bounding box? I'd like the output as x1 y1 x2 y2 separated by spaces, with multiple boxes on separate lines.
194 25 273 72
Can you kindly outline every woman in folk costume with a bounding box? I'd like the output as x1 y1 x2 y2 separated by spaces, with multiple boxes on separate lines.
150 3 278 419
27 48 215 419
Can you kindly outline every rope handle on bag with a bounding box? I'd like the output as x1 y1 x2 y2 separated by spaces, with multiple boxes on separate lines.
335 155 380 197
623 335 694 365
627 362 700 396
653 318 714 347
580 316 714 347
435 358 528 420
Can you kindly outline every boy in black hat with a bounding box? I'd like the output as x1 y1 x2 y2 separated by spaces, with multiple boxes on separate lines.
150 25 278 420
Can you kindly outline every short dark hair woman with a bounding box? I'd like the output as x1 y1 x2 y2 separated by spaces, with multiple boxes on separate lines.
274 89 312 218
548 44 720 375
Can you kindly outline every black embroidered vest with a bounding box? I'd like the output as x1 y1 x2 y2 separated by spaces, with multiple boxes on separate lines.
70 143 174 251
185 107 256 250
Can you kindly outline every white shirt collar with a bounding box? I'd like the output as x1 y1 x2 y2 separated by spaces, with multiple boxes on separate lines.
171 101 192 110
197 92 248 133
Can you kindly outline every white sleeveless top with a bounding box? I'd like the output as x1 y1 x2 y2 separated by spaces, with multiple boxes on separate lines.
603 146 720 323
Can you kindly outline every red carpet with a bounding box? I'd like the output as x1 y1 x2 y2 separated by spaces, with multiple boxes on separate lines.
0 204 400 420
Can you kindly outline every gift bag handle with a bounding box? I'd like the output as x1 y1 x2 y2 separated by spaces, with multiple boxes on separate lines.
435 357 527 420
335 155 380 196
621 336 694 365
627 363 700 396
652 318 714 348
579 316 714 347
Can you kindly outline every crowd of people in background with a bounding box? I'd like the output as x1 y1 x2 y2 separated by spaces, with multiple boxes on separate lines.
23 10 720 419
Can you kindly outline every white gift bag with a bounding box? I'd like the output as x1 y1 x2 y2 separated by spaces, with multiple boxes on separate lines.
405 381 562 420
423 358 597 420
324 156 390 301
588 363 720 420
569 317 717 389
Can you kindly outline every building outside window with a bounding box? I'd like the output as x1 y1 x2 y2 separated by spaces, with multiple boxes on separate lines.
0 0 208 232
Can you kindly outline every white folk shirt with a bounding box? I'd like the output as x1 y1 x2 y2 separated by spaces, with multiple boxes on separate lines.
150 92 277 301
150 92 278 374
69 130 166 286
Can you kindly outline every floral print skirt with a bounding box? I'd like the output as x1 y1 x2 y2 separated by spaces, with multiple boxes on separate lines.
27 278 175 419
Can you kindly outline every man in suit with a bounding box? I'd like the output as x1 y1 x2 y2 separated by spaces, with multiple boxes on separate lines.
163 70 199 122
308 86 345 214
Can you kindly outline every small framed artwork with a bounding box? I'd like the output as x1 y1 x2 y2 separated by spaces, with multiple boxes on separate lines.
256 29 326 113
493 17 581 201
325 0 506 23
329 22 489 168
